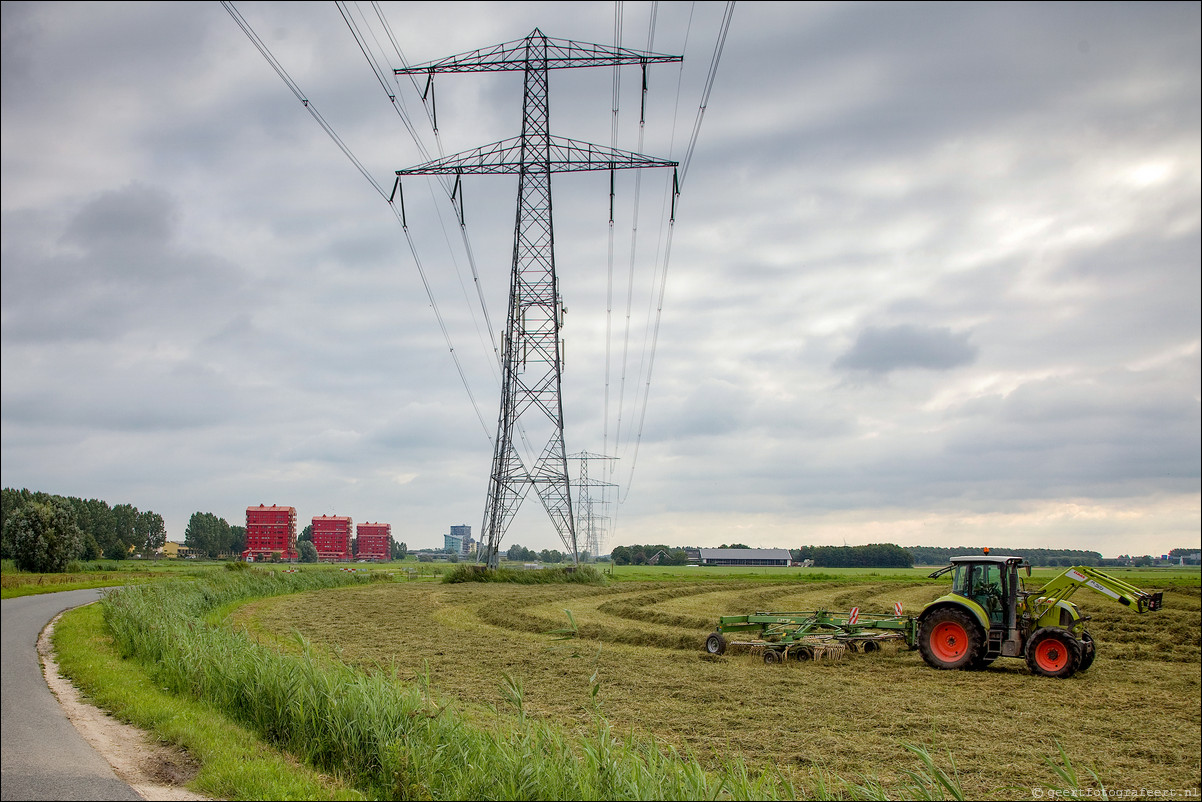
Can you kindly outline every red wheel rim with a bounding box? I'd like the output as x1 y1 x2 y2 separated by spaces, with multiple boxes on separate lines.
930 621 968 662
1035 637 1068 672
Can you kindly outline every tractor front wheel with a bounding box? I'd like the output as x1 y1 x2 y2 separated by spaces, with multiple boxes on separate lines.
918 608 983 671
705 632 727 655
1026 628 1082 679
1077 632 1097 673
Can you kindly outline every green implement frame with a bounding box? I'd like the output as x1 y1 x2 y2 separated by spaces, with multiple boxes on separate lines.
709 610 918 663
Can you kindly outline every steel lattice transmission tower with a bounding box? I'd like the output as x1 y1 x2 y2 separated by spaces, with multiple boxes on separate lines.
570 451 618 561
395 30 680 568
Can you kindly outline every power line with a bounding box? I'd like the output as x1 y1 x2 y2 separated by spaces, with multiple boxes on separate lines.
221 0 493 442
616 1 735 503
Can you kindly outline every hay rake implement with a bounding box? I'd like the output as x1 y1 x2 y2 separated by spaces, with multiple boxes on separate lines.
704 554 1163 677
705 610 917 664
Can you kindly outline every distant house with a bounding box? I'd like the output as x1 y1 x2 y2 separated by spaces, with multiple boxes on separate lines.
161 541 190 559
647 549 671 565
697 548 791 567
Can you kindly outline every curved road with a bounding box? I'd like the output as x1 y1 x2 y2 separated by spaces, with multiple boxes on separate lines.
1 589 141 801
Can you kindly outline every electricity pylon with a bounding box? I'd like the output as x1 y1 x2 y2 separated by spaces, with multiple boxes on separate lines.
570 451 618 560
395 30 680 568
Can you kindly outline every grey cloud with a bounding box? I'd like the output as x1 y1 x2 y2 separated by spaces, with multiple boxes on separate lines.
834 324 978 374
62 182 177 251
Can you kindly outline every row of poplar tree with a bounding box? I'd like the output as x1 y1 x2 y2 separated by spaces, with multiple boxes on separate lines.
1 487 167 572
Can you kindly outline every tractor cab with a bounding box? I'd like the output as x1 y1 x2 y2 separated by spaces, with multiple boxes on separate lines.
927 555 1030 656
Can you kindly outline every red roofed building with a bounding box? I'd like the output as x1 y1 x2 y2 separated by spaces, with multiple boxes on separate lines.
243 504 298 561
311 515 353 562
356 522 391 562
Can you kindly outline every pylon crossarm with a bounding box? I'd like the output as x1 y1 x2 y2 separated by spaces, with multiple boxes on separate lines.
396 136 677 177
395 29 681 75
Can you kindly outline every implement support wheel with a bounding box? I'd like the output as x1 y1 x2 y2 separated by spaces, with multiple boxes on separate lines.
705 632 727 655
1026 628 1082 679
763 649 783 664
918 607 983 671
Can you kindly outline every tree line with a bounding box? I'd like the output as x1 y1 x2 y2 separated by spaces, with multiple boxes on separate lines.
605 543 1116 569
610 545 690 566
904 546 1104 567
791 544 914 568
505 544 589 564
183 511 246 559
2 487 167 572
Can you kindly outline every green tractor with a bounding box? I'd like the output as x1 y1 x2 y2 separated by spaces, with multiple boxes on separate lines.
918 554 1162 678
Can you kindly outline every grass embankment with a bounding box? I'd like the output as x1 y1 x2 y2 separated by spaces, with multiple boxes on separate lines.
52 602 364 800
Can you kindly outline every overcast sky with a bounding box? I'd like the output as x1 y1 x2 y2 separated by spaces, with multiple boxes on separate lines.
3 1 1199 558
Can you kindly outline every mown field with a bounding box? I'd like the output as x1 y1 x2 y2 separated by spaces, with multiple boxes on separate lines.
233 569 1202 799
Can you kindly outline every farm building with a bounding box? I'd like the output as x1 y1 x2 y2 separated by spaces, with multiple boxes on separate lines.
312 515 353 561
160 541 191 558
356 522 392 561
243 504 298 562
697 548 791 567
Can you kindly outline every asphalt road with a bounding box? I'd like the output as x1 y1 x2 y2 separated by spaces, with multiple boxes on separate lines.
1 589 141 801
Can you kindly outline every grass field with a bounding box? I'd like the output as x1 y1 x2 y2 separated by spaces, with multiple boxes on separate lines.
233 569 1202 799
0 558 213 598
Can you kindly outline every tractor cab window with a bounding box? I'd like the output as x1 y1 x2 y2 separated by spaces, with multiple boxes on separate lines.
952 563 1005 625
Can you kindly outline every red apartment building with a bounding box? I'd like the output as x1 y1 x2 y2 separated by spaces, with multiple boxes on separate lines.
355 522 391 562
311 515 353 562
242 504 298 561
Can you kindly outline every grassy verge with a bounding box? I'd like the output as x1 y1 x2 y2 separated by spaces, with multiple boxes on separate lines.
52 602 363 800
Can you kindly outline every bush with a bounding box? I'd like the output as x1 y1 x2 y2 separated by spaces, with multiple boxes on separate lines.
7 499 84 573
443 564 605 585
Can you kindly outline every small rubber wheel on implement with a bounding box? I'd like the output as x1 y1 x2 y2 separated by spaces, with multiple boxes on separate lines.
791 645 813 661
918 607 983 671
763 649 783 664
1077 632 1097 673
705 632 727 655
1026 627 1082 679
861 640 881 654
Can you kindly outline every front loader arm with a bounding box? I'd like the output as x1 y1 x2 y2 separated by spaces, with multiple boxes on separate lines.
1035 566 1163 613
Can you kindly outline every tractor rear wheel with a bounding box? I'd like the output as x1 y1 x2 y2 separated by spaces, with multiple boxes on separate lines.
1026 627 1082 678
705 632 727 655
918 608 983 670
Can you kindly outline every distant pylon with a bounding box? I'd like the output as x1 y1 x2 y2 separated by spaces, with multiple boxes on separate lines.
394 30 681 568
570 451 618 560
